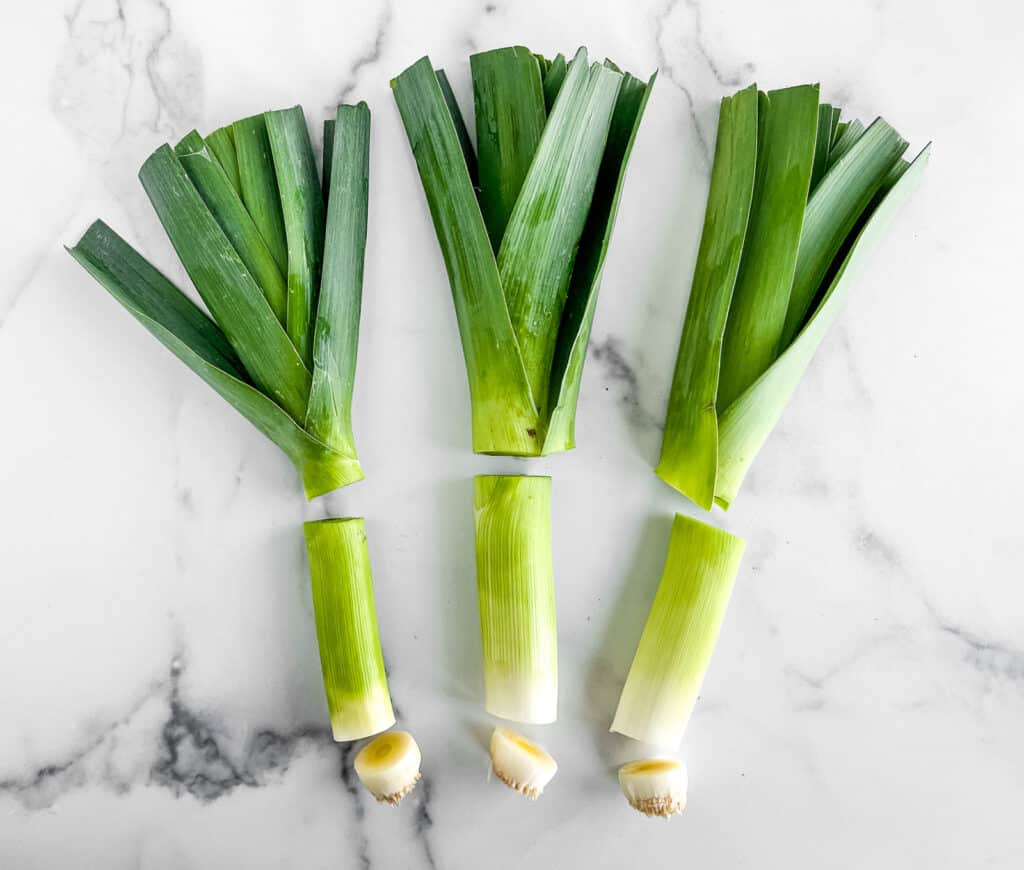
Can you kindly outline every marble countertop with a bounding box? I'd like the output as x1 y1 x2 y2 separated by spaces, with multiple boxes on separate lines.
2 0 1021 867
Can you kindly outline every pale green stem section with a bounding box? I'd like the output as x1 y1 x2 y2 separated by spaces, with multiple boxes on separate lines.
474 475 557 723
611 514 745 749
304 519 395 742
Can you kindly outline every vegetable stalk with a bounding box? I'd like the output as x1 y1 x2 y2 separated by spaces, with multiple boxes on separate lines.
474 475 557 723
611 514 745 748
304 518 395 741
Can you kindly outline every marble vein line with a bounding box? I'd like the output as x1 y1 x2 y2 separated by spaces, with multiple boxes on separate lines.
589 335 663 431
334 0 393 105
0 654 341 810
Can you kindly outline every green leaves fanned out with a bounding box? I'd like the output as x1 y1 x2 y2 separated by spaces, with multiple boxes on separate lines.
393 46 655 456
69 103 371 498
658 83 929 509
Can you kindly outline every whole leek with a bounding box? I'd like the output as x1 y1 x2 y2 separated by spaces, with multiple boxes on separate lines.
68 103 370 498
393 47 655 455
611 514 745 748
657 84 930 509
304 518 395 741
474 475 557 723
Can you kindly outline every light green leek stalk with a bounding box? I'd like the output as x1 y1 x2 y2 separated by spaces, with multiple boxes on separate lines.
304 519 395 741
657 83 927 509
611 514 745 749
474 475 557 723
392 47 654 456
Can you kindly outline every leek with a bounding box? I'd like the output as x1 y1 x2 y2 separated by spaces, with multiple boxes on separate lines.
392 47 654 455
474 475 557 723
69 103 370 498
658 84 929 509
618 758 687 818
611 513 745 749
490 727 558 799
304 518 395 741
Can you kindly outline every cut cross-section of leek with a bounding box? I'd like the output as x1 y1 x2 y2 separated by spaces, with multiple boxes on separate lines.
392 46 654 456
304 518 395 741
611 514 745 749
618 758 687 818
354 730 422 805
657 82 928 509
490 727 558 799
474 475 557 723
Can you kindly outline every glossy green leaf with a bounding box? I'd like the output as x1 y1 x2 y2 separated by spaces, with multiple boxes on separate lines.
655 84 758 507
175 130 288 324
471 46 547 249
498 48 623 413
232 114 289 273
306 102 369 467
392 57 542 455
782 118 908 345
542 53 567 111
138 144 311 421
266 106 325 367
206 125 241 196
544 70 657 453
435 69 478 185
717 84 820 409
827 118 865 169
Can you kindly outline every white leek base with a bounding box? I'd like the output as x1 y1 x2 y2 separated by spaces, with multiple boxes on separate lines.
610 674 697 749
484 669 557 725
354 731 422 805
328 686 396 742
489 727 558 799
618 758 688 818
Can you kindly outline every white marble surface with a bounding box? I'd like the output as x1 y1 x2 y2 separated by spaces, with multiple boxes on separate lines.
1 0 1021 866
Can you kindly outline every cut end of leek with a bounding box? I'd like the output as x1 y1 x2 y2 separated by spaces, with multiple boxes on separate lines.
354 730 422 805
489 727 557 799
618 758 687 818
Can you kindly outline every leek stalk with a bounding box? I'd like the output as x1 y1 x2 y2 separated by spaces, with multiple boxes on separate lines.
304 518 395 742
658 84 929 508
474 475 557 723
611 514 745 749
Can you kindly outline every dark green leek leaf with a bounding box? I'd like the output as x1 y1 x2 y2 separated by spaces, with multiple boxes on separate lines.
138 144 311 422
68 221 362 497
233 114 289 273
544 70 658 453
781 118 908 345
655 84 758 507
498 48 623 413
175 130 288 324
266 106 325 368
471 46 547 249
717 84 819 409
392 56 541 455
810 102 838 191
435 69 478 185
206 125 241 195
827 118 865 169
306 102 369 462
543 53 567 111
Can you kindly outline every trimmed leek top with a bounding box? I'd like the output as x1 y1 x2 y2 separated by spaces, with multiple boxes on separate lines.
393 46 655 455
69 102 371 499
658 84 929 509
